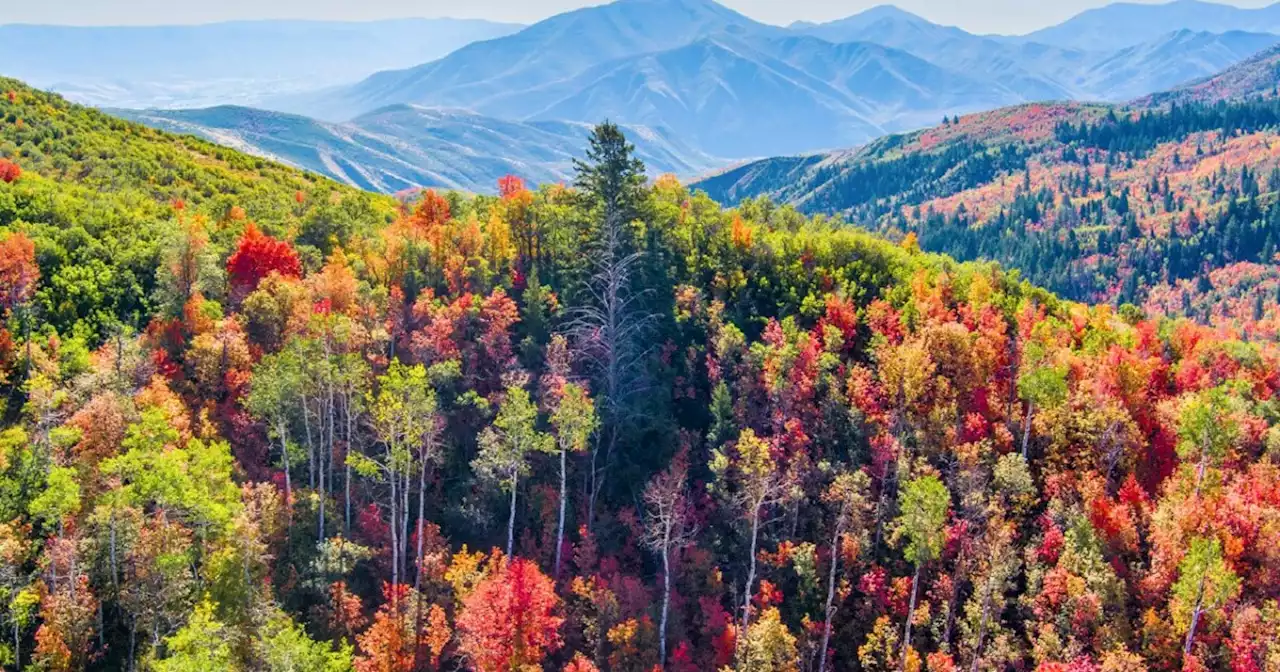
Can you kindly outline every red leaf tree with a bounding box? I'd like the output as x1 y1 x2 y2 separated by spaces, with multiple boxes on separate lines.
226 222 302 300
0 158 20 184
456 557 563 672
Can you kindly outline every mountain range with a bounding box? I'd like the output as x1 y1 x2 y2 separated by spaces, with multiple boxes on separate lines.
0 19 523 108
19 0 1280 194
1017 0 1280 51
259 0 1280 160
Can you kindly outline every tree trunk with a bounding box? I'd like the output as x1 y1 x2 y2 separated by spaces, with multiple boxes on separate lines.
389 461 399 588
1021 402 1034 459
415 461 427 592
739 505 762 662
344 393 354 536
555 446 567 580
318 438 325 541
969 581 993 672
507 469 519 558
1195 438 1208 496
303 397 316 490
413 455 428 671
819 524 842 672
1184 576 1207 657
400 467 411 584
901 563 921 671
659 544 671 667
279 427 293 526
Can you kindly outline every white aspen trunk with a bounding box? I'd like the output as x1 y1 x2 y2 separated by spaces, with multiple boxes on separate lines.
401 465 411 584
819 523 842 672
555 446 567 579
901 564 922 671
659 543 671 667
507 468 519 558
739 504 762 663
389 460 399 587
1021 401 1034 459
1184 575 1207 656
279 425 293 525
344 392 354 536
303 397 316 490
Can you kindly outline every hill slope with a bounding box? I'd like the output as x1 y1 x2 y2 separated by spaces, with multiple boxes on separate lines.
691 56 1280 318
1139 42 1280 105
0 76 393 335
114 104 720 194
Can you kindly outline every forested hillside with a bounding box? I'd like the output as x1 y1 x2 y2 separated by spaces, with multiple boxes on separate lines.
0 77 395 340
4 76 1280 672
696 66 1280 335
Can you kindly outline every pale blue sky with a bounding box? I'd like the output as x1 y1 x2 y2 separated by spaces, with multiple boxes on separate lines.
0 0 1272 35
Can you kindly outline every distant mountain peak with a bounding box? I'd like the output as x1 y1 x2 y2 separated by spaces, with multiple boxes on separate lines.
1020 0 1280 51
806 4 936 30
853 5 930 21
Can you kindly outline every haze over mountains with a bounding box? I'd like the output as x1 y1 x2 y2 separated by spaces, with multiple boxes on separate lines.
271 0 1280 159
0 19 524 108
1017 0 1280 51
10 0 1280 193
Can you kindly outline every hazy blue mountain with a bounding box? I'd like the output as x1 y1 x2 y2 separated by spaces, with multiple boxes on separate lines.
275 0 778 121
44 0 1280 175
790 5 978 48
519 36 884 157
814 12 1091 99
1076 30 1280 101
789 5 1280 102
485 33 1025 157
112 104 720 194
1019 0 1280 51
0 19 523 108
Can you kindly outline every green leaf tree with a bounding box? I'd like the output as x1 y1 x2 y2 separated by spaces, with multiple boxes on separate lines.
891 473 949 669
473 385 552 557
1172 536 1240 657
548 381 596 579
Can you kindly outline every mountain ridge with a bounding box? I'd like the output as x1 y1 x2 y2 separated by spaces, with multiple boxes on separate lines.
113 103 720 194
266 0 1280 161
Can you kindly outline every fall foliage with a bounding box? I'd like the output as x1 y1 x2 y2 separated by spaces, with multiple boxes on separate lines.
3 74 1280 672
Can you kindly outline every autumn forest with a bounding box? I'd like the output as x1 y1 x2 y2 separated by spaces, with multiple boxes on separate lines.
2 64 1280 672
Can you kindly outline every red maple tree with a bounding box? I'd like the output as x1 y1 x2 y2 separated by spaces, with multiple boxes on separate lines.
456 557 563 672
0 158 21 184
226 222 302 299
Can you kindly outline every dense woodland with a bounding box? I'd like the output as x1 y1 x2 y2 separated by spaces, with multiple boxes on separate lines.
707 99 1280 327
882 101 1280 311
3 78 1280 672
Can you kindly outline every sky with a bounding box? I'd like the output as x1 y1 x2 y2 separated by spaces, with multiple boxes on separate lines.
0 0 1273 35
